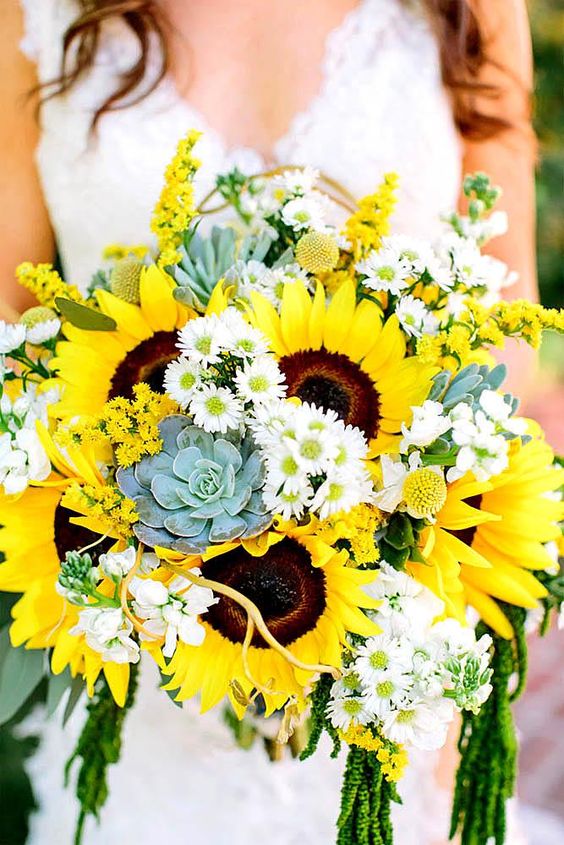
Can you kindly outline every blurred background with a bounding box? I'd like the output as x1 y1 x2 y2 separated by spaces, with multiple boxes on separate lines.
0 2 562 842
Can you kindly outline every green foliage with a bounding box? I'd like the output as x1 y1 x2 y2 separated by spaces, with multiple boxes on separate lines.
66 666 139 845
300 673 342 761
450 604 528 845
532 1 564 310
337 746 400 845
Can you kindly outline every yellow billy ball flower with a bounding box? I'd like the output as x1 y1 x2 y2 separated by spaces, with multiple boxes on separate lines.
20 305 59 328
402 468 447 518
110 257 143 304
295 231 340 274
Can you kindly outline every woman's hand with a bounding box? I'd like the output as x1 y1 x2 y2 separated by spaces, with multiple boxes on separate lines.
0 0 55 318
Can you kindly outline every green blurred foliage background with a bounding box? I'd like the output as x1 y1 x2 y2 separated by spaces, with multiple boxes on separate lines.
0 6 562 842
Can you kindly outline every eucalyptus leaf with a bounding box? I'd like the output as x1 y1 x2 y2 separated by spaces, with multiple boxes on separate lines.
62 676 85 726
55 298 117 331
46 667 73 717
0 645 45 726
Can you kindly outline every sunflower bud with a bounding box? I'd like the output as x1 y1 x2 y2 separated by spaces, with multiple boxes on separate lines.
110 258 143 304
295 231 339 274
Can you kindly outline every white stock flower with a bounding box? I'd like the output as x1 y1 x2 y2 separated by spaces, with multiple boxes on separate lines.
395 295 438 338
356 247 412 295
0 320 26 354
400 400 451 452
189 384 243 433
130 573 217 658
99 546 137 580
479 390 526 435
449 403 509 481
71 607 140 664
364 563 444 637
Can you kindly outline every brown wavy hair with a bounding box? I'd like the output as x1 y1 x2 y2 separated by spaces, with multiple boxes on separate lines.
46 0 515 139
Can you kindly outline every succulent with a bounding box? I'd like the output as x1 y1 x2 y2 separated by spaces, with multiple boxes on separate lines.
116 415 271 554
173 226 273 308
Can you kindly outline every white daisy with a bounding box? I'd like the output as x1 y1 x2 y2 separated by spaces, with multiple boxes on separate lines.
333 421 370 471
189 384 243 433
264 448 307 492
288 427 338 475
234 357 286 405
355 633 414 684
382 699 452 751
395 295 439 338
0 320 26 354
362 671 413 719
248 398 296 447
177 315 222 365
356 247 412 295
310 471 374 520
281 194 331 232
25 318 61 345
380 235 435 277
221 309 272 358
252 264 311 309
274 165 320 196
261 480 314 521
164 357 202 408
327 695 373 731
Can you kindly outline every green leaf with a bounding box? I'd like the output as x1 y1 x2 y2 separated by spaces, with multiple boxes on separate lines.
63 676 85 726
0 643 45 726
46 667 73 717
379 541 410 568
55 298 117 331
385 513 415 550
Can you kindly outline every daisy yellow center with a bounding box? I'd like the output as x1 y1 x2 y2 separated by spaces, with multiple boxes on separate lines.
369 650 388 670
195 336 212 355
281 455 299 476
236 339 256 353
396 709 416 725
202 538 327 648
377 266 395 282
248 375 270 393
327 483 344 502
300 438 323 461
205 396 227 416
402 468 447 516
343 698 363 716
180 372 197 390
376 680 394 698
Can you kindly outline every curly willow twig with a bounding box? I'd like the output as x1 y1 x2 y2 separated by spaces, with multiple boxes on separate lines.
197 165 357 216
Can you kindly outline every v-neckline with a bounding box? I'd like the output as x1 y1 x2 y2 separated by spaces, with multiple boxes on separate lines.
154 0 371 167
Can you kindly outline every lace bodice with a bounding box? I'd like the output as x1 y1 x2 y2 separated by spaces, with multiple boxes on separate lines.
21 0 462 292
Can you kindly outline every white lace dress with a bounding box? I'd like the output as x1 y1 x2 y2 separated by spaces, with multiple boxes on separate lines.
17 1 530 843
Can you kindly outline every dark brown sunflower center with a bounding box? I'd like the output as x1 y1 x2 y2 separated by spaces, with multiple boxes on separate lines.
53 503 113 561
451 494 483 548
278 348 381 439
202 538 327 648
109 330 179 400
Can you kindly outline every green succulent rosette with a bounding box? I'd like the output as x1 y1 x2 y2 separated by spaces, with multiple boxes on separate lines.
116 415 271 553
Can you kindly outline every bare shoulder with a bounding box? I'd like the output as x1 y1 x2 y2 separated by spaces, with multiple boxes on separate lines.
0 0 54 316
471 0 533 87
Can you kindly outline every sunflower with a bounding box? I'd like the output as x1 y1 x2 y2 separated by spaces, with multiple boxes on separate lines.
0 430 131 704
408 436 564 637
246 280 438 455
51 266 194 418
160 520 380 714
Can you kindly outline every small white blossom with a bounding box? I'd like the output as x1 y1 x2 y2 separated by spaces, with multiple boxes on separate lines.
70 607 140 664
99 547 137 580
0 321 26 354
400 401 452 452
164 357 202 408
395 295 439 338
382 699 453 751
177 315 222 365
26 318 61 345
327 695 373 731
356 247 412 295
189 384 243 433
274 165 320 196
281 194 331 232
234 357 286 405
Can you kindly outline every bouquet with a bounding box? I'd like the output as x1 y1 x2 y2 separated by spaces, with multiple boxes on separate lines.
1 129 563 845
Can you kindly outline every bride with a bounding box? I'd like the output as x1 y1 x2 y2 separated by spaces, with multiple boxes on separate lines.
1 1 539 842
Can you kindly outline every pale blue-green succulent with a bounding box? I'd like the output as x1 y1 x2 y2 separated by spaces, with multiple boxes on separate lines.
116 415 271 554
